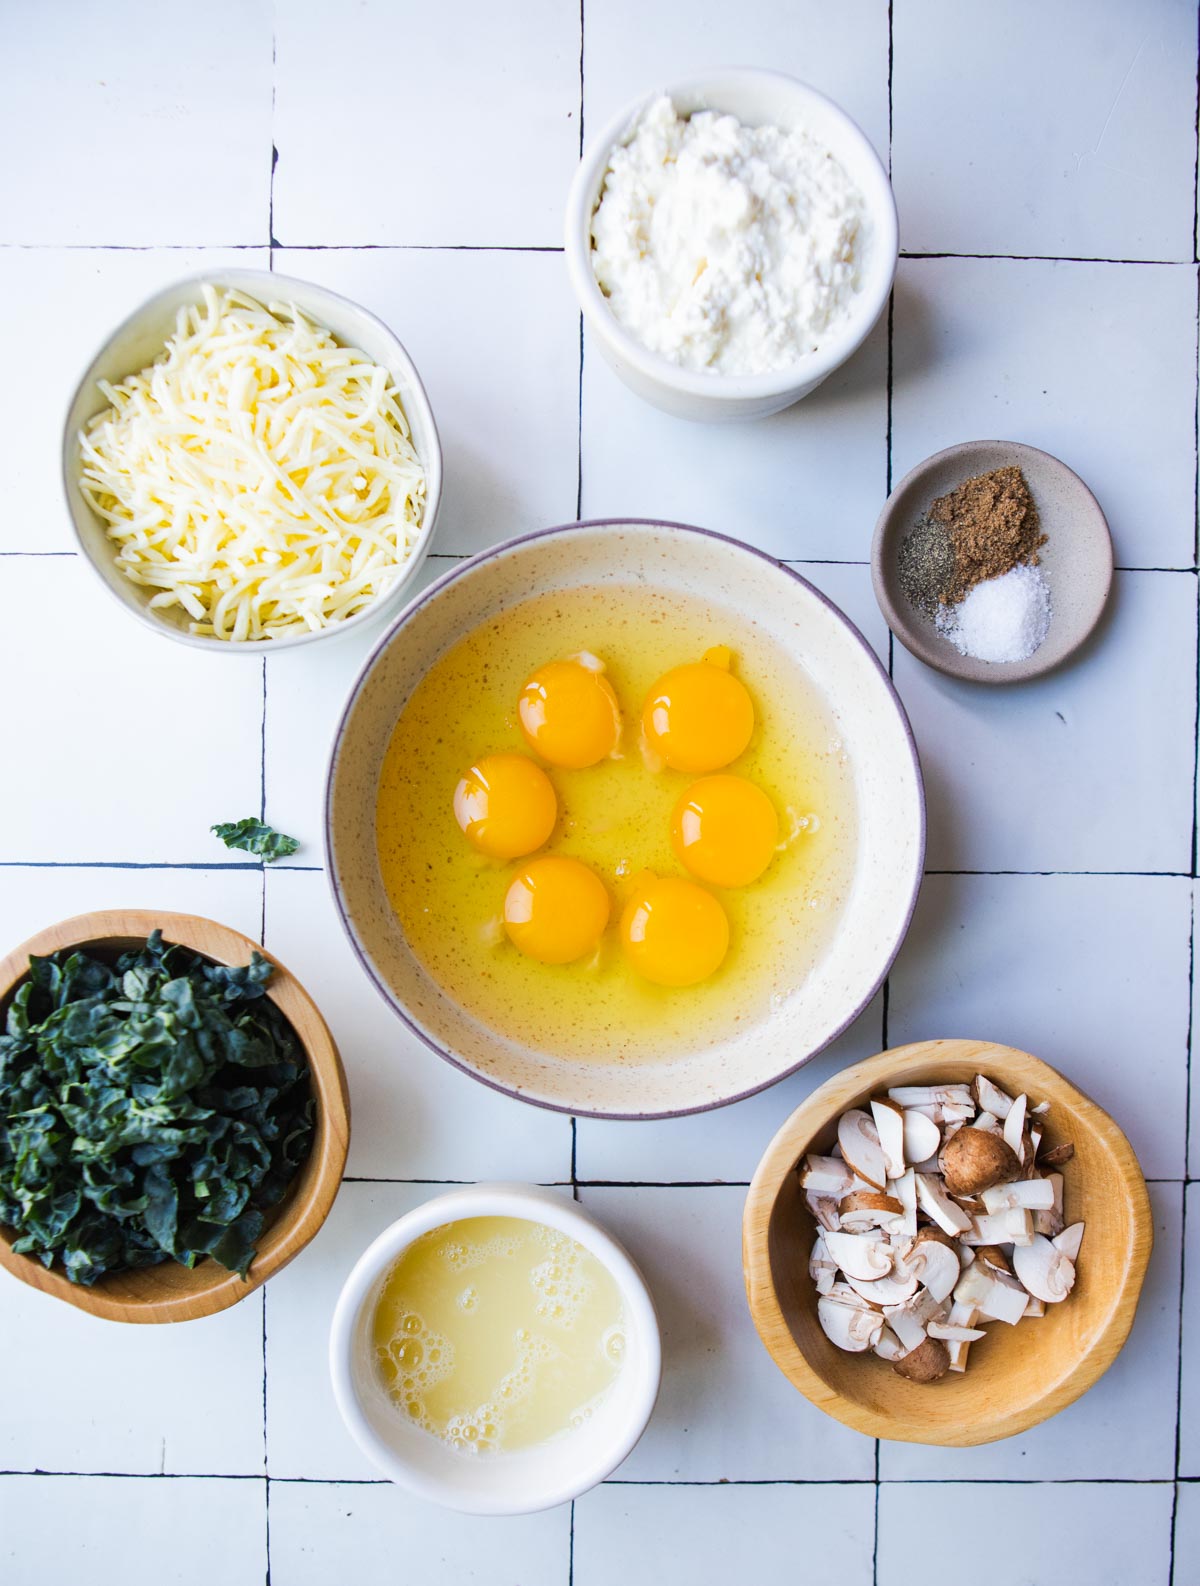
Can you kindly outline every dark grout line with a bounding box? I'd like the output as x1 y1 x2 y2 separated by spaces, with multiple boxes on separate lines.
924 869 1194 878
569 1497 576 1584
901 251 1194 266
275 243 567 254
0 1470 1183 1486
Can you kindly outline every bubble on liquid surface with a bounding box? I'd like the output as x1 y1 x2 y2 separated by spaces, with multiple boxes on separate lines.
458 1286 479 1312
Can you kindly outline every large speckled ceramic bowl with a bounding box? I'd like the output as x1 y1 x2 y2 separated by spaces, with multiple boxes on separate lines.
325 521 925 1118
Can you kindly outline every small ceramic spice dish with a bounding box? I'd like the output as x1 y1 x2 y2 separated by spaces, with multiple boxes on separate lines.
871 440 1113 684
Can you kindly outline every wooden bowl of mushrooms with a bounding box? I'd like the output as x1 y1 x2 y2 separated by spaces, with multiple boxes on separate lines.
742 1039 1152 1445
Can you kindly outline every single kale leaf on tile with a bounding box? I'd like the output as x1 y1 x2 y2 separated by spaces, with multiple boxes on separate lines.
0 931 314 1285
212 817 300 862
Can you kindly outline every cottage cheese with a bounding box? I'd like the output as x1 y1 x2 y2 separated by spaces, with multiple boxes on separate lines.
590 96 867 376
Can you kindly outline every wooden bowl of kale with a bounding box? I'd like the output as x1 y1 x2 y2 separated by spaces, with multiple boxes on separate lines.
0 910 349 1322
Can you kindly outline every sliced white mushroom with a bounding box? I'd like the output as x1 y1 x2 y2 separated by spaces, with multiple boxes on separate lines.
809 1233 838 1295
842 1266 920 1306
900 1108 943 1169
963 1209 1033 1247
941 1102 977 1125
945 1301 981 1372
872 1324 907 1362
1031 1100 1051 1117
980 1178 1057 1213
973 1074 1014 1119
927 1320 986 1342
838 1191 907 1235
888 1168 919 1239
973 1110 1002 1135
1023 1295 1046 1318
837 1109 888 1191
805 1191 842 1233
953 1263 1029 1326
1054 1222 1085 1263
915 1172 973 1236
889 1084 974 1111
905 1231 962 1302
818 1294 883 1352
801 1154 853 1197
884 1287 947 1352
870 1098 907 1179
1013 1234 1076 1303
1032 1171 1065 1238
824 1229 894 1281
1003 1093 1028 1161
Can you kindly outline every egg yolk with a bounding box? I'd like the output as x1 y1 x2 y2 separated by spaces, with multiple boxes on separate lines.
453 753 557 859
504 855 611 965
641 646 754 773
671 775 779 888
620 871 730 987
518 655 621 769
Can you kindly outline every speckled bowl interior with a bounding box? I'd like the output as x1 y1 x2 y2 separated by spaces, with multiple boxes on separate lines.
326 521 925 1118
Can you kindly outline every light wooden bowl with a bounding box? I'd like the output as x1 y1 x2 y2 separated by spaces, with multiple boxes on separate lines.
0 910 350 1324
743 1039 1152 1445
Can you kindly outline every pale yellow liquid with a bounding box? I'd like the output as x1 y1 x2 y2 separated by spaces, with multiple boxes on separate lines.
375 583 857 1062
372 1216 626 1455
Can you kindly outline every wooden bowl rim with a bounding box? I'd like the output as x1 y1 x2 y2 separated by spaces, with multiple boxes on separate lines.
742 1038 1153 1445
0 909 350 1324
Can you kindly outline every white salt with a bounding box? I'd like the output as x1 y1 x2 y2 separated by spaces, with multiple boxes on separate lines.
936 563 1052 664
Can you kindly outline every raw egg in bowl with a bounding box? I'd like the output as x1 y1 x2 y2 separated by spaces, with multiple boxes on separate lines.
325 520 924 1118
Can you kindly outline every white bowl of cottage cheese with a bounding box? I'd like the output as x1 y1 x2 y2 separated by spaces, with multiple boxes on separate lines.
565 69 897 422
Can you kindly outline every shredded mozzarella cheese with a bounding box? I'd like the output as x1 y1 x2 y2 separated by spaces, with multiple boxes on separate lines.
78 285 427 641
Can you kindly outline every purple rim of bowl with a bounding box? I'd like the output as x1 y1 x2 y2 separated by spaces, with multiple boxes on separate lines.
323 518 927 1121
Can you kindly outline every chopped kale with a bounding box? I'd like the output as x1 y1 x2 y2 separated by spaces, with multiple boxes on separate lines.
212 818 299 862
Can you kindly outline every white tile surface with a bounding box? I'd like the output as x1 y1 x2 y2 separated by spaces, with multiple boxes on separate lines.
583 0 890 159
879 1182 1182 1481
276 249 580 552
0 1 272 245
575 993 883 1184
578 1186 875 1482
580 317 887 562
892 0 1199 261
894 572 1197 875
1180 1182 1200 1478
1175 1480 1200 1579
878 1480 1174 1586
263 869 572 1182
574 1481 875 1586
0 248 268 553
891 258 1199 570
888 874 1191 1179
268 1478 570 1584
0 1283 265 1476
0 558 263 865
0 1476 267 1586
273 0 580 246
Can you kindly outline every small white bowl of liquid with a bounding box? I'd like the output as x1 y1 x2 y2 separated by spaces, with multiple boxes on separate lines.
329 1183 661 1514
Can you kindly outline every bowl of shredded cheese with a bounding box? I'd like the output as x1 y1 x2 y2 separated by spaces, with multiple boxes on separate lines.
63 271 441 649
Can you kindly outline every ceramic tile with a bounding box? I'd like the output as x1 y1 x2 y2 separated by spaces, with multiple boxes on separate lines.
0 559 262 865
879 1182 1182 1480
1179 1183 1200 1478
574 1481 875 1586
267 1479 570 1583
892 0 1198 261
1175 1480 1200 1579
0 248 268 553
1192 890 1200 1182
0 1283 264 1476
262 870 572 1182
574 993 883 1185
892 571 1196 875
0 1 271 245
0 865 263 959
583 0 890 160
889 873 1191 1179
262 553 455 856
0 1476 266 1585
276 249 579 553
878 1480 1173 1586
273 0 580 246
578 1186 874 1482
580 315 887 562
891 257 1198 571
265 1182 576 1480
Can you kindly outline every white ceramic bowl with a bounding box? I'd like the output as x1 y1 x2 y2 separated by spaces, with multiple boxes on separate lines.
329 1183 661 1514
326 519 925 1118
565 69 898 422
62 269 443 654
